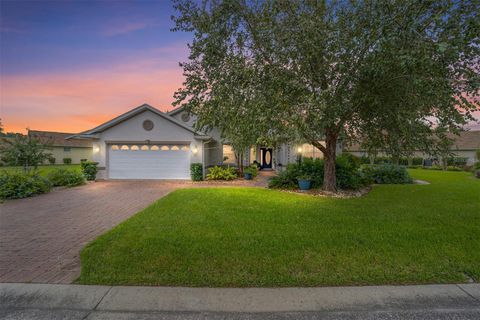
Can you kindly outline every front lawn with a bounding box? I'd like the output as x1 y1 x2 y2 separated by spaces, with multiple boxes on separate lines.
1 164 81 177
78 169 480 287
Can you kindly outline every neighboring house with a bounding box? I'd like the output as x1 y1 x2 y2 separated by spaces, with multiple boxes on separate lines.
344 130 480 165
28 130 93 164
70 103 333 180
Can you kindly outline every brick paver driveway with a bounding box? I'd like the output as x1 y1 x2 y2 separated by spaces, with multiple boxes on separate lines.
0 180 188 284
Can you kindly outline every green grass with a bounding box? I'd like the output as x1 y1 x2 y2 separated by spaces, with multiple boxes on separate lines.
1 164 81 177
77 169 480 287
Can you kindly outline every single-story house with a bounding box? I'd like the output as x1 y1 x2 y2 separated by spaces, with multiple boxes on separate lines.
28 130 93 164
344 130 480 165
70 103 333 179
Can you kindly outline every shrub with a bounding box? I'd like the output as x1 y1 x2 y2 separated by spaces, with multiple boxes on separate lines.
190 163 203 181
359 156 371 164
446 166 462 171
63 158 72 165
0 171 52 200
206 166 237 180
412 157 424 165
336 154 366 189
398 158 409 166
81 161 98 181
47 169 85 187
297 158 324 187
446 157 468 166
373 156 392 164
297 174 312 180
244 165 258 177
48 157 56 165
269 165 300 189
360 164 413 184
269 155 368 190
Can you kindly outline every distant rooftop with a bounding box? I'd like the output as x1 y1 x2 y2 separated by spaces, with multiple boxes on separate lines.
345 130 480 152
28 130 92 147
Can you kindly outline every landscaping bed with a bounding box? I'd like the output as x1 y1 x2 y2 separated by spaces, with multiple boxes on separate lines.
77 169 480 287
0 163 97 200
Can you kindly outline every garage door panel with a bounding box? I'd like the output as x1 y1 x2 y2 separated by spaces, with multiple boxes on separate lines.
108 145 191 179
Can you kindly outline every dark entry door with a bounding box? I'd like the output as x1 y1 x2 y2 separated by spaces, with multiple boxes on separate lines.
260 148 273 169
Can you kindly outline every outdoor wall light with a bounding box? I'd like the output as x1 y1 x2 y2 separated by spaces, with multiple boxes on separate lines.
93 146 100 153
192 146 198 154
297 146 302 153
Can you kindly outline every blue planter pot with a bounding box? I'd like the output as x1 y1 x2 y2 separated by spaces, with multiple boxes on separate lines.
298 179 311 190
244 172 253 180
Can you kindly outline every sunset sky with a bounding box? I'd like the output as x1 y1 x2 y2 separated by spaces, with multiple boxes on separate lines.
1 1 190 133
1 1 478 134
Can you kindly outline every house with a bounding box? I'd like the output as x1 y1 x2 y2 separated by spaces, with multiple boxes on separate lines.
344 130 480 165
70 103 329 179
28 130 93 164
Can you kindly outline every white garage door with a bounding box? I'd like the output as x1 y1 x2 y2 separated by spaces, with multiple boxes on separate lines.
108 144 191 179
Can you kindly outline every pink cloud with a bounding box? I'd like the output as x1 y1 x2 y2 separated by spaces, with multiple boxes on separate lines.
0 56 185 133
101 20 158 36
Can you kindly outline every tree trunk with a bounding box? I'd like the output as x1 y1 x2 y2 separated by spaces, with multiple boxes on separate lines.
236 151 244 174
322 130 338 192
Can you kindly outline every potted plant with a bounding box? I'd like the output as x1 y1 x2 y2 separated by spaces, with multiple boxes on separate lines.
243 167 254 180
297 174 312 190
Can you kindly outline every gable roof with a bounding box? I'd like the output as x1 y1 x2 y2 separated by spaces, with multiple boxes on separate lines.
345 130 480 152
167 106 186 116
77 104 207 138
28 130 92 147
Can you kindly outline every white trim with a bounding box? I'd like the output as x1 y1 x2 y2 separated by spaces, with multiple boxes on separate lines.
78 104 208 138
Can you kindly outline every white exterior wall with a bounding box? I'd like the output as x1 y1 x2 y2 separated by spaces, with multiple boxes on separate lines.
171 110 223 168
92 110 203 179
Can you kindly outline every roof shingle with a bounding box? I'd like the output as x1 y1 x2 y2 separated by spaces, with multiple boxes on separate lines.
28 130 92 147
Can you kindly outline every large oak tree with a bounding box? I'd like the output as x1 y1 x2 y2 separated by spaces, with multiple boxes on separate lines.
173 0 479 191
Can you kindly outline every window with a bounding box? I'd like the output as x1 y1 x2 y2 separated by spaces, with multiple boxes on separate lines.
141 145 149 151
150 145 159 150
181 145 190 151
161 145 170 150
121 145 129 150
142 120 154 131
130 145 139 151
223 145 236 164
171 145 180 151
111 145 119 150
64 147 71 152
301 143 324 159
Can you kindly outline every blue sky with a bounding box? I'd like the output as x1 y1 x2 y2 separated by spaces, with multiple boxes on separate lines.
0 0 478 132
1 0 191 132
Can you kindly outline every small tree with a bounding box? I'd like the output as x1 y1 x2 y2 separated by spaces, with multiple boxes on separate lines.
0 134 52 172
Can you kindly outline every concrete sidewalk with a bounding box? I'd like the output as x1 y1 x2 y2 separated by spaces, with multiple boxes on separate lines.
1 283 479 319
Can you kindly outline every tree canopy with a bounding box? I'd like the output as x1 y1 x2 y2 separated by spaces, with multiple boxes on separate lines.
0 134 52 171
173 0 479 191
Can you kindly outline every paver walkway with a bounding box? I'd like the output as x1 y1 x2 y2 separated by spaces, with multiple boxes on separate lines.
0 180 188 283
0 173 272 284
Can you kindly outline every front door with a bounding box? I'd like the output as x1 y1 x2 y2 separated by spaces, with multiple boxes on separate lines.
260 148 273 169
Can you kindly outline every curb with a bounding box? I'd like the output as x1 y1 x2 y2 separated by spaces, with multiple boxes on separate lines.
1 283 479 313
